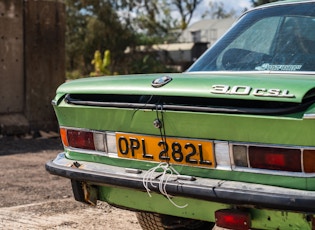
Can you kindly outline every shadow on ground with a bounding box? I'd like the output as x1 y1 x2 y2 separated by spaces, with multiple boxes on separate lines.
0 136 63 155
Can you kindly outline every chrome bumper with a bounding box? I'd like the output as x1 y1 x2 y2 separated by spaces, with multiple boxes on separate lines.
46 153 315 212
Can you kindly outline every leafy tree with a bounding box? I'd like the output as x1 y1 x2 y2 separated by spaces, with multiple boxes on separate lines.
124 0 201 43
89 1 138 73
173 0 202 30
65 0 201 76
202 1 236 19
129 54 177 74
65 0 88 74
65 0 136 76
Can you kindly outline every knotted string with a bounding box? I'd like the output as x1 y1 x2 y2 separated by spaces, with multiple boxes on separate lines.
143 162 188 209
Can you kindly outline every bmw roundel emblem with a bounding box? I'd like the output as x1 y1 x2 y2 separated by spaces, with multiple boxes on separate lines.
151 76 172 88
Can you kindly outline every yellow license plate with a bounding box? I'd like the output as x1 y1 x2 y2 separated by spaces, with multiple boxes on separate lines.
116 133 215 168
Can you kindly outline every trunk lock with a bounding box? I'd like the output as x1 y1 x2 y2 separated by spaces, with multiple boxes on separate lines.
153 119 163 129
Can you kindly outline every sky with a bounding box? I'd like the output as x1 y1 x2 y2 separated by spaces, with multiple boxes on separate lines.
192 0 253 23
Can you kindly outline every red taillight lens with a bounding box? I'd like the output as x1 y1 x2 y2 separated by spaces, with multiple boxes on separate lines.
249 146 301 172
215 209 251 230
67 129 95 150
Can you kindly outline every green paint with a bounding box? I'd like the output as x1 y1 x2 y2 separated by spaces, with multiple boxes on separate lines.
56 73 315 103
50 2 315 228
98 185 312 229
54 71 315 225
54 88 315 190
54 101 315 146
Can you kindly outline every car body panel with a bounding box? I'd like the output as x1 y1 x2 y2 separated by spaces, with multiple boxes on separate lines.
46 154 313 229
54 99 315 146
55 73 315 103
46 1 315 229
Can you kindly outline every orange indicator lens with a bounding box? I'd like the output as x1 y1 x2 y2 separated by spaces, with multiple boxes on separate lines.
60 128 69 147
303 150 315 173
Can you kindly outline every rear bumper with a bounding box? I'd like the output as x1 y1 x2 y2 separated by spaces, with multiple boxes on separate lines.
46 153 315 213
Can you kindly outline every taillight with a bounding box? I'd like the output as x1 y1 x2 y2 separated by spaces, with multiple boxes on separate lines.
67 130 95 150
215 209 251 230
60 128 108 152
232 144 315 173
249 146 301 172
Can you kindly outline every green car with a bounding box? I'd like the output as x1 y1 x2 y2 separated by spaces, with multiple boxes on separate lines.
46 1 315 229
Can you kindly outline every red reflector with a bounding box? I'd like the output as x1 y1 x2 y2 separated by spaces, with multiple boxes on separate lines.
67 130 95 150
249 146 301 172
215 209 250 230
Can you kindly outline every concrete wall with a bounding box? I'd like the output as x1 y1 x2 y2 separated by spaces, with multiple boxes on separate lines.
0 0 65 135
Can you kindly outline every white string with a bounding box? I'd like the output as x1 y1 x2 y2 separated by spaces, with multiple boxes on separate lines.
143 162 188 209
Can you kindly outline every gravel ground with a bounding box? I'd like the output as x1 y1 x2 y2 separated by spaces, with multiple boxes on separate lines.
0 135 141 230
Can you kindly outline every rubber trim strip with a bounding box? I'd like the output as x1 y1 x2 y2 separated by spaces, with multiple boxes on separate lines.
64 94 315 115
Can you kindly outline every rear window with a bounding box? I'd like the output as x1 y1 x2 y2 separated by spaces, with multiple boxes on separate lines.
189 3 315 72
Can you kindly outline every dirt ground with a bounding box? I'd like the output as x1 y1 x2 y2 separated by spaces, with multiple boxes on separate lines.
0 135 141 230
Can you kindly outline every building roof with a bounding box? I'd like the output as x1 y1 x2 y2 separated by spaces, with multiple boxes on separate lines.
179 18 236 44
125 42 196 53
189 18 235 32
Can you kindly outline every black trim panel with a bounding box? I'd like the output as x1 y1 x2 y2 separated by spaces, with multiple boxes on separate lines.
64 94 315 115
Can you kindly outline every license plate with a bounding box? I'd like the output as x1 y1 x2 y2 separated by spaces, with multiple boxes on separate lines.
116 133 215 168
